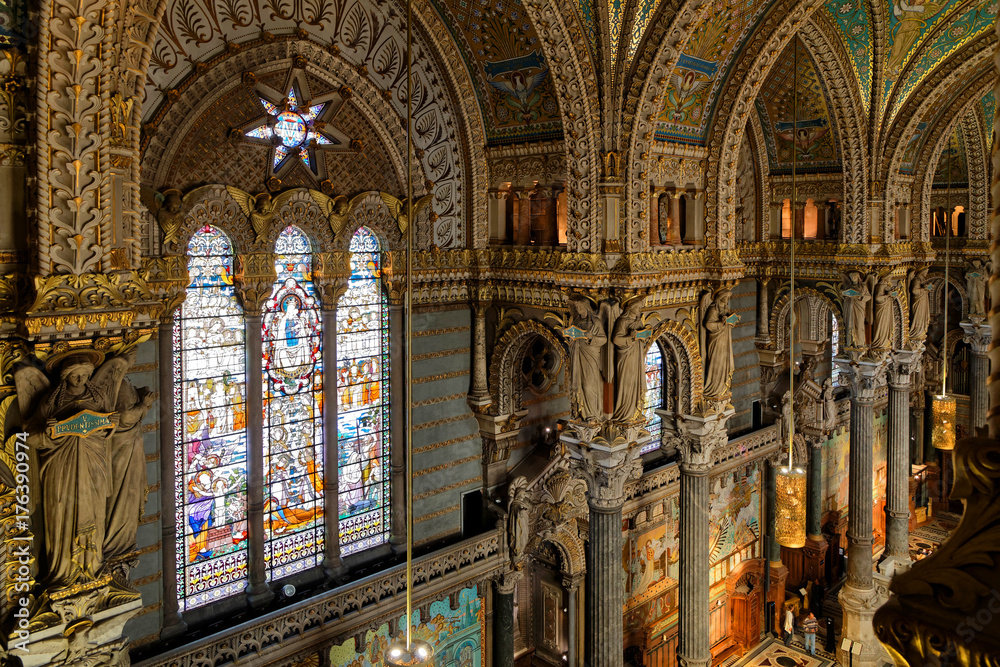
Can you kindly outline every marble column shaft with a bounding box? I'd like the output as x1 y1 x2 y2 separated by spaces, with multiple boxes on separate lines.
587 502 625 666
321 308 344 576
159 319 186 638
493 578 516 667
244 313 274 606
766 461 781 563
469 304 490 402
679 465 711 667
885 369 912 560
970 349 989 432
847 389 875 589
807 441 823 538
566 578 579 667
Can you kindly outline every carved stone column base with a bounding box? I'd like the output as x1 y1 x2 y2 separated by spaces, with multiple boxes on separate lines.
802 534 828 585
838 583 889 667
247 583 275 608
19 589 141 667
678 657 711 667
877 554 912 578
768 561 788 633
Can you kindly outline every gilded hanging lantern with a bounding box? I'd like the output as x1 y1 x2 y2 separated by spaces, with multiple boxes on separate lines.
775 466 807 548
386 639 435 666
931 394 957 451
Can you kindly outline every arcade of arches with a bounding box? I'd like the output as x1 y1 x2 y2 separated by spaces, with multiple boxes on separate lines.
0 0 999 665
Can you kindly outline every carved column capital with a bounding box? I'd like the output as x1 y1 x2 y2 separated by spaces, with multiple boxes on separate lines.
676 409 733 472
495 568 523 595
234 252 277 314
961 320 992 356
561 423 644 510
888 347 922 389
834 354 889 403
141 255 189 320
313 251 350 309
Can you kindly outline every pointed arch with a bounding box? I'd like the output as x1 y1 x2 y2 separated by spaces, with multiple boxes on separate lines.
962 106 990 240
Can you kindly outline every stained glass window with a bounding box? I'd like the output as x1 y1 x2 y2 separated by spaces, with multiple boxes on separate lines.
337 227 391 555
641 343 664 454
262 226 325 580
175 225 249 611
831 314 842 387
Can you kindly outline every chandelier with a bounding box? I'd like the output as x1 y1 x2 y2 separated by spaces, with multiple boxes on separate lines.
775 38 806 549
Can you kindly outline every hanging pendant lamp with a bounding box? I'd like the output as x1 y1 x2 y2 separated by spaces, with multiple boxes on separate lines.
932 133 957 451
385 1 434 664
775 39 807 549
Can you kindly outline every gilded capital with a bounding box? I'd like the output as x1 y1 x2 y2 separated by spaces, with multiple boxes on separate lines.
234 252 277 314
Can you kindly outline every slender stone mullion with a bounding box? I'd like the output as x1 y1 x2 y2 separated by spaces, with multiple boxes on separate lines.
321 307 344 577
159 318 187 638
679 466 711 667
245 313 273 606
389 303 407 550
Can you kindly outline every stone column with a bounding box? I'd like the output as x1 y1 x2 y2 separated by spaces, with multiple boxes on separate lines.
159 316 187 639
320 305 344 577
766 457 788 633
911 388 925 464
234 253 277 607
562 422 644 667
564 575 581 667
962 321 991 432
756 279 770 339
836 356 888 667
677 411 732 667
468 301 491 409
649 188 662 246
514 189 532 245
488 189 508 242
803 438 828 585
493 570 520 667
881 349 920 576
666 191 683 245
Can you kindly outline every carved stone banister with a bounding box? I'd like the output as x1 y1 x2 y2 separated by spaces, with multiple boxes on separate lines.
134 530 504 667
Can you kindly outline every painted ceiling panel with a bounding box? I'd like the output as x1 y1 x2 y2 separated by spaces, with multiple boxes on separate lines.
820 0 872 114
899 71 975 174
754 38 841 173
575 0 599 60
933 123 967 185
880 0 967 116
430 0 563 145
654 0 778 144
888 0 996 126
982 90 995 151
626 0 664 68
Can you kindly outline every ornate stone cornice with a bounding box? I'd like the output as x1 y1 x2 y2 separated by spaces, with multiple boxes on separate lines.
24 272 163 336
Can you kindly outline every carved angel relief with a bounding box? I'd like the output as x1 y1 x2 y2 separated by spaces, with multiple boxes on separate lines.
12 347 151 602
227 187 297 242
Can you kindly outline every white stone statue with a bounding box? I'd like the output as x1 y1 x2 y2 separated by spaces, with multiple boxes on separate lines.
871 275 895 349
611 300 650 422
822 378 836 432
909 267 930 339
702 288 739 399
966 259 990 317
507 478 531 560
14 348 134 591
780 390 793 445
566 297 608 422
842 271 872 347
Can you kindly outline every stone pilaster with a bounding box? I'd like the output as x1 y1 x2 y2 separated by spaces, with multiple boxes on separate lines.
962 321 991 432
881 349 921 576
676 410 732 667
836 355 889 667
561 421 645 667
493 569 521 667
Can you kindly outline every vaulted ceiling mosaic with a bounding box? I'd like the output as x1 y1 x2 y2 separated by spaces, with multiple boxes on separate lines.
819 0 872 114
755 38 841 173
428 0 563 145
981 90 995 151
654 0 779 144
886 0 996 126
933 123 968 186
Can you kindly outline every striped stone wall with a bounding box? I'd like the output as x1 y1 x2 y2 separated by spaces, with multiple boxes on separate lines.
729 279 761 433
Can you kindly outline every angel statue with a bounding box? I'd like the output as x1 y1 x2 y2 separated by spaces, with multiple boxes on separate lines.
564 297 609 421
105 377 157 570
227 187 296 242
966 258 990 317
702 288 740 400
309 190 368 238
14 348 134 591
908 267 930 339
507 478 531 561
378 192 434 237
140 188 183 248
612 299 652 422
841 271 872 347
871 275 895 350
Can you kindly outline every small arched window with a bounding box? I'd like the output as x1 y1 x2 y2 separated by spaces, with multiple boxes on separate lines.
175 225 249 611
641 343 664 454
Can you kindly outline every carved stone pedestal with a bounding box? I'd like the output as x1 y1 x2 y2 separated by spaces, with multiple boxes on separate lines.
476 411 527 490
802 535 828 585
838 583 887 667
17 585 142 667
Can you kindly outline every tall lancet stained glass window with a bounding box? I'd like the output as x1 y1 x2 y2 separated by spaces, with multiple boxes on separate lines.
641 343 664 454
336 227 390 555
175 225 249 610
262 226 325 580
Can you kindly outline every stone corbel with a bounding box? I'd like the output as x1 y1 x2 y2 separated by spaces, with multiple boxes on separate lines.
476 410 527 489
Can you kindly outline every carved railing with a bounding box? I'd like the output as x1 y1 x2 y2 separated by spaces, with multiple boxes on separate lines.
134 530 503 667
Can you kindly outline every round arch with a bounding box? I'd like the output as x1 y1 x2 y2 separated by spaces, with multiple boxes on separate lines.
647 318 704 414
489 320 569 417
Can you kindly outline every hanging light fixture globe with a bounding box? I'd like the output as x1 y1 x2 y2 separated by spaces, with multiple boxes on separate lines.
775 465 807 548
385 639 435 666
931 394 957 450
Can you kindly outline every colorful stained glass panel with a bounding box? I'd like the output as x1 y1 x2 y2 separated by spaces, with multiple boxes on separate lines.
175 225 249 611
641 343 663 454
336 227 390 555
263 226 325 580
